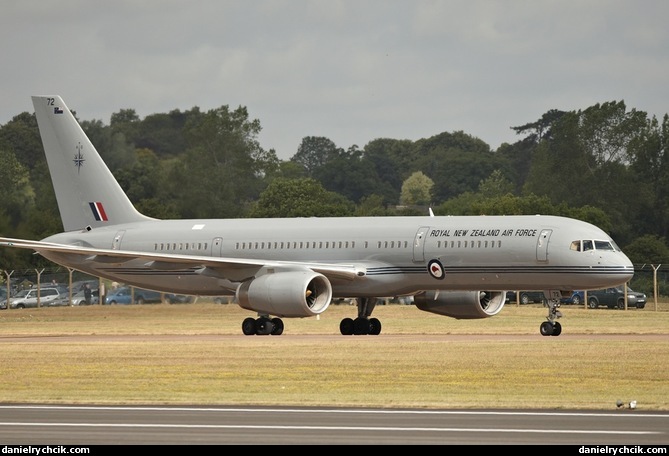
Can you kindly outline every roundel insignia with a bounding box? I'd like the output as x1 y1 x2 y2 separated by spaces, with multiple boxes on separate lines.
427 259 445 280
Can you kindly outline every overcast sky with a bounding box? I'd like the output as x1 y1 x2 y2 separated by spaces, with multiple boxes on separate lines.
2 1 668 160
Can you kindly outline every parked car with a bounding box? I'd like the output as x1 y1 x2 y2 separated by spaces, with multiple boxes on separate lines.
70 279 100 294
560 291 583 305
213 296 236 304
165 294 194 304
506 291 547 305
104 287 163 305
3 286 67 309
0 288 11 305
72 288 100 306
49 286 100 307
563 288 646 309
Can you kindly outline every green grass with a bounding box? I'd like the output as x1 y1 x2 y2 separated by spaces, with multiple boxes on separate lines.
0 301 668 410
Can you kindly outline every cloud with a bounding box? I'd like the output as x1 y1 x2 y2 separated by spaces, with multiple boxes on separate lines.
2 0 668 159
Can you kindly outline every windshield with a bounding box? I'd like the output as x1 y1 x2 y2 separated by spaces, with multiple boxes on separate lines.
570 239 618 252
594 240 615 251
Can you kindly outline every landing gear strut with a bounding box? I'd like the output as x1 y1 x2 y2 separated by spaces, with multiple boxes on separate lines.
339 297 382 335
540 298 562 336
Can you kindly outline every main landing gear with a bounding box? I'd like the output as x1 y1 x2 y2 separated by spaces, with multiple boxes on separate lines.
339 297 382 335
540 298 563 336
242 315 284 335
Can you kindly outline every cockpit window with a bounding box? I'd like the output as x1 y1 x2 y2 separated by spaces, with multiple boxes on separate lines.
594 240 615 251
571 239 617 252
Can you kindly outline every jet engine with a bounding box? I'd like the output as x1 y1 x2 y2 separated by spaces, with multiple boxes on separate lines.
236 270 332 317
413 290 506 319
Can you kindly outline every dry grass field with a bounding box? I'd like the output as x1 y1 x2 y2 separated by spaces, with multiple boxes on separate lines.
0 300 668 411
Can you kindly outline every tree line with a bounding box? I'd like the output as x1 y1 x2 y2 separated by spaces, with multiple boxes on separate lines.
1 100 668 294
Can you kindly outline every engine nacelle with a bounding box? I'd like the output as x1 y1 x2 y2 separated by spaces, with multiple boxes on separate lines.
414 290 506 319
236 270 332 317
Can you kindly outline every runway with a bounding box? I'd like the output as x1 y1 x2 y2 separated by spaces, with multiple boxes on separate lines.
0 404 667 445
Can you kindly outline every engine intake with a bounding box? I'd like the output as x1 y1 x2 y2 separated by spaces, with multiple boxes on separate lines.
236 270 332 317
414 290 506 319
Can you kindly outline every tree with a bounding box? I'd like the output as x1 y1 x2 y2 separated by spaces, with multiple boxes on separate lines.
248 178 354 217
0 147 34 227
291 136 340 176
511 109 567 143
478 170 514 198
628 114 669 239
362 138 410 199
172 105 269 218
623 234 669 266
313 146 396 204
0 112 43 171
134 108 194 157
355 194 392 216
411 131 500 203
400 171 433 206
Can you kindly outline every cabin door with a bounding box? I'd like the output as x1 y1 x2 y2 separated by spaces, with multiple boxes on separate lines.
536 229 552 261
413 226 430 263
112 231 125 250
212 237 223 257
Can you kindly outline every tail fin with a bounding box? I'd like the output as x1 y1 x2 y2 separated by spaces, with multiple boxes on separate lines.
32 95 154 232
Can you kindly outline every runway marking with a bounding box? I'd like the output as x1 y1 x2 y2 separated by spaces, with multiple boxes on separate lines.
0 422 659 435
0 405 665 436
1 405 668 418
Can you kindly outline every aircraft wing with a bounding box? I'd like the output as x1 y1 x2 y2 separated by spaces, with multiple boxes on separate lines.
0 237 365 283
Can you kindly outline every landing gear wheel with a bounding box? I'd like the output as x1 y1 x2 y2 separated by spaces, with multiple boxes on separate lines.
271 317 284 335
242 317 257 336
353 317 371 335
540 321 555 336
340 317 354 335
369 317 382 335
255 317 274 335
541 296 563 336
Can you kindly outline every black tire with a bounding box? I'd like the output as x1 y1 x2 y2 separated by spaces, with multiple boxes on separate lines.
540 321 554 336
255 317 274 336
520 293 530 305
242 317 256 335
339 317 354 335
369 317 382 335
270 317 284 335
617 299 625 310
136 297 145 305
16 304 25 309
551 322 562 336
353 317 370 335
571 294 581 306
588 298 598 309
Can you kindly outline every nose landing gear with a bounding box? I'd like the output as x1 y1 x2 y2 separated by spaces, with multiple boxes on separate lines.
540 298 562 336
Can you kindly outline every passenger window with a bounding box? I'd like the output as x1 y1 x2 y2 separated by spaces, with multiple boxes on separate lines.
570 241 581 251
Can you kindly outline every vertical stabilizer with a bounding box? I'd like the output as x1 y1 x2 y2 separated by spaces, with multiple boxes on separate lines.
32 95 154 232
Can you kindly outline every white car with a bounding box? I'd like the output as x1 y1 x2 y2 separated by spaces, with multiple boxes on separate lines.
49 288 100 306
71 288 99 305
6 287 65 309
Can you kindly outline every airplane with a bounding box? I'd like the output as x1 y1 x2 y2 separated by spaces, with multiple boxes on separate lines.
0 95 635 337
